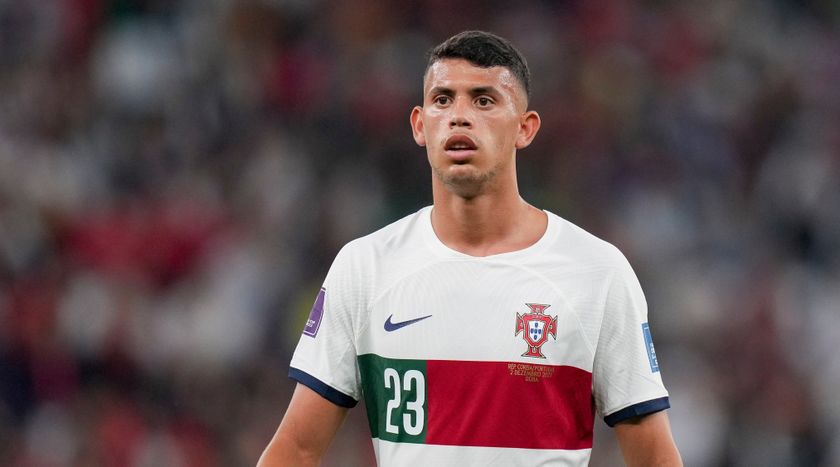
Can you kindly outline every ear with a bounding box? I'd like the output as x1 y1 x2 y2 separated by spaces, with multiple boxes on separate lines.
515 110 541 149
410 106 426 147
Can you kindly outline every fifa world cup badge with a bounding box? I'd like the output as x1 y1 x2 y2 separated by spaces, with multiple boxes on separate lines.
515 303 557 358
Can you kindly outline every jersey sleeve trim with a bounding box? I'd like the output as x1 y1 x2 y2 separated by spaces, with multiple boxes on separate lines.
604 396 670 427
289 367 358 408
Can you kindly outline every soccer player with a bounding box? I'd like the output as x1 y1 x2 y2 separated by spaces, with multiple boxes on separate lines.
257 31 682 466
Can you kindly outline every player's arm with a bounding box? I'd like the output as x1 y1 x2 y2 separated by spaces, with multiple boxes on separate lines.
256 383 349 467
614 410 682 467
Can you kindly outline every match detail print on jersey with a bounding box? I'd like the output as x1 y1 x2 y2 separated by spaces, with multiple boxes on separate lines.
358 354 594 450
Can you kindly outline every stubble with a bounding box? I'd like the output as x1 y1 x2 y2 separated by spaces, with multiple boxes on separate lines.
432 162 502 200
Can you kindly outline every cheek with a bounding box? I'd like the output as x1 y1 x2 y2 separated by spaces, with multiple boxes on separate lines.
423 112 447 136
490 118 520 148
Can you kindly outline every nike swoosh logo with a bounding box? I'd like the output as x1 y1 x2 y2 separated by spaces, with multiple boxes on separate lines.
384 314 433 332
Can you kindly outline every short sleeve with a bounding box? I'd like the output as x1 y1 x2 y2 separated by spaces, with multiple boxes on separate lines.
289 244 366 407
592 251 670 426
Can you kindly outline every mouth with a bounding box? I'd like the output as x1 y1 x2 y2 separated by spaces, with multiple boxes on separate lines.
444 134 478 162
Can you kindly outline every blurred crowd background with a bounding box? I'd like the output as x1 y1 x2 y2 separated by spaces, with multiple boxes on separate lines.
1 0 838 466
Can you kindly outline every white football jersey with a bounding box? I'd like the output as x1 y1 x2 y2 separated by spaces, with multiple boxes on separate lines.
290 206 669 466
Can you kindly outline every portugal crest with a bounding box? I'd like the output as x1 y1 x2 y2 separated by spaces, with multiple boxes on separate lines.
515 303 557 358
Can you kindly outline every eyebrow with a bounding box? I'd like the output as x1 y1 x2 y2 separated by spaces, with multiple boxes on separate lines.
428 86 502 97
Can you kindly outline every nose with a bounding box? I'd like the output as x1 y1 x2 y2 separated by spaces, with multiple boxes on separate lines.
449 97 472 128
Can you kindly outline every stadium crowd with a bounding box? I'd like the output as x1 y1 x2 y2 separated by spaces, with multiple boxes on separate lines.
1 1 838 466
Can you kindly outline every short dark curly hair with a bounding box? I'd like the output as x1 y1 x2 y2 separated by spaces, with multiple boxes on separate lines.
425 30 531 100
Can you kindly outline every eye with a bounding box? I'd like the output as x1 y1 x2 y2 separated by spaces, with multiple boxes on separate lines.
433 95 451 105
475 96 493 107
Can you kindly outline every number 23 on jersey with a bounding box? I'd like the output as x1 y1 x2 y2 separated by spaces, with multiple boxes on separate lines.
359 355 428 443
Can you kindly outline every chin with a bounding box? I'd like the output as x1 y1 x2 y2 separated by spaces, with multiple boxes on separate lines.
434 166 496 199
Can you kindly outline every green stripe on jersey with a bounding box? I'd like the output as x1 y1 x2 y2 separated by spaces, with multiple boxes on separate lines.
358 354 427 443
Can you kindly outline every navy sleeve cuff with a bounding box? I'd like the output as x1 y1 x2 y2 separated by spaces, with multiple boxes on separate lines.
604 396 670 427
289 367 358 408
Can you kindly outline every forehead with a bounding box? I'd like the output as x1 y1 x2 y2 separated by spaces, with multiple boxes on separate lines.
423 58 524 99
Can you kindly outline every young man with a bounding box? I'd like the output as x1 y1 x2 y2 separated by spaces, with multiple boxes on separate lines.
258 31 682 466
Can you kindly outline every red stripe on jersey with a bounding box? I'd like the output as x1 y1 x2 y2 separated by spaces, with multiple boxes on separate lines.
425 360 593 450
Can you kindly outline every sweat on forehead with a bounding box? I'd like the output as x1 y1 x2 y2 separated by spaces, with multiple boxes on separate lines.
424 30 531 100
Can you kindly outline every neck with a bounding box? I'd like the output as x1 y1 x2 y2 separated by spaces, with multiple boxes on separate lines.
430 177 547 257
